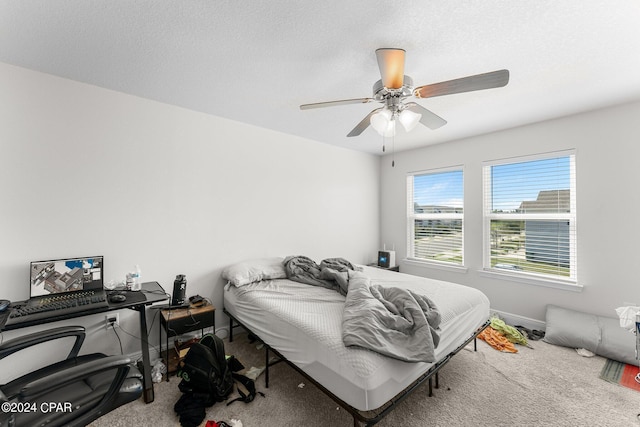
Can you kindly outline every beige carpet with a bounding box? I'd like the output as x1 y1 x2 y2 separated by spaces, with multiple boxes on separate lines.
90 333 640 427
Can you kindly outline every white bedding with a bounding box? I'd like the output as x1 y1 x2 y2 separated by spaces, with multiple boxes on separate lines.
223 266 490 411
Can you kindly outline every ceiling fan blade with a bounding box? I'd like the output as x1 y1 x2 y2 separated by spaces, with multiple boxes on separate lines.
347 108 382 137
414 69 509 99
300 98 373 110
376 48 405 89
405 103 447 130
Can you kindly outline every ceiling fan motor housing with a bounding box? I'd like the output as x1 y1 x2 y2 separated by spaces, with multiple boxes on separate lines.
373 75 414 113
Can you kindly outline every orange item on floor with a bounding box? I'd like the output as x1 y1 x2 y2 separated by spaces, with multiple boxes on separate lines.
478 326 518 353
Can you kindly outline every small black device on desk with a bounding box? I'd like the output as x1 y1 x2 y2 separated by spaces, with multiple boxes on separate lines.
106 289 148 306
188 294 205 307
109 293 127 303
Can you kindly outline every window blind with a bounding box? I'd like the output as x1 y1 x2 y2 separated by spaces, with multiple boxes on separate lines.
483 152 576 281
407 168 463 266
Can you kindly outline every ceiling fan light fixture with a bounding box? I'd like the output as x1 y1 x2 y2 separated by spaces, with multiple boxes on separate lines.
398 108 422 132
383 119 396 137
376 48 406 89
370 109 395 137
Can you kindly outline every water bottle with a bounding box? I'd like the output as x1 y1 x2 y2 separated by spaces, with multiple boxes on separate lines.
131 265 142 291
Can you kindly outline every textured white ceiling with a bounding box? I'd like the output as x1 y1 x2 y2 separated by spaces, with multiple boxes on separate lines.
2 1 640 154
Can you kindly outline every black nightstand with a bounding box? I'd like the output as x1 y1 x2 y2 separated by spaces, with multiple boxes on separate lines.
160 304 215 378
367 263 400 272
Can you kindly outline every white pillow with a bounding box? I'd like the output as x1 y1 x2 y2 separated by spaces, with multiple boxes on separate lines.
222 257 286 287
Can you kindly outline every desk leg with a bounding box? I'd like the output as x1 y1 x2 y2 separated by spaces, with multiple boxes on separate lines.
135 305 154 403
166 324 170 382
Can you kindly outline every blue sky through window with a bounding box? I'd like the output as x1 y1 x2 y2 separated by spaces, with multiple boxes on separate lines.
413 170 463 208
413 156 571 211
491 156 571 212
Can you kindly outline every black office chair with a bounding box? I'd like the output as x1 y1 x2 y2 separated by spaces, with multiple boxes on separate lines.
0 325 143 427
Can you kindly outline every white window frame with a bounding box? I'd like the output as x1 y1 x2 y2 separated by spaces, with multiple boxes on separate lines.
406 165 464 269
481 150 578 290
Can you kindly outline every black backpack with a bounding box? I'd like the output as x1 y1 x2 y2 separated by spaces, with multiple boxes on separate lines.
177 333 234 405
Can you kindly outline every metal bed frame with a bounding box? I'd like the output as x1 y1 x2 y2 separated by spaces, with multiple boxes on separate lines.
224 307 490 427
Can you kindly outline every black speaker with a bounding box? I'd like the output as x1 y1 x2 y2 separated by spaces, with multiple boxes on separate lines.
172 274 187 306
377 250 395 268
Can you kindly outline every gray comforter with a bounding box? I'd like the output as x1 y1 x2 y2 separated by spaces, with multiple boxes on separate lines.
283 256 441 362
283 255 361 295
342 271 441 363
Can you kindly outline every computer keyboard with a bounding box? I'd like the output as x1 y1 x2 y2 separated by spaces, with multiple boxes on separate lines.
5 291 109 326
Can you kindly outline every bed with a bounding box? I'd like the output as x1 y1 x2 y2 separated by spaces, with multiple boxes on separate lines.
222 258 490 426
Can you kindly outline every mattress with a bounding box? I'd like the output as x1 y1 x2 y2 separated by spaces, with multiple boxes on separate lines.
223 265 490 411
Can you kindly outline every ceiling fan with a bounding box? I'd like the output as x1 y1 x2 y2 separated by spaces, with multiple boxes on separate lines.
300 48 509 138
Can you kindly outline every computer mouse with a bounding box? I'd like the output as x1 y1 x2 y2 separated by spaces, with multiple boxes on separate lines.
0 299 10 312
109 294 126 303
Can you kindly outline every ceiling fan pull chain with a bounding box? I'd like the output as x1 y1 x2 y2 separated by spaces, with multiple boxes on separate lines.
392 134 395 167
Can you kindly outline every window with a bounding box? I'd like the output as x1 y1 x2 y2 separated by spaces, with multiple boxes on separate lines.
483 151 576 282
407 167 463 266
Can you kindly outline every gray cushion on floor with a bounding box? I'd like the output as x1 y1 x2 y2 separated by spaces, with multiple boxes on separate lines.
543 304 637 365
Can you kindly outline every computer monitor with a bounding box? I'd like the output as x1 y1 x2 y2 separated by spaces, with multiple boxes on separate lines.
30 256 104 297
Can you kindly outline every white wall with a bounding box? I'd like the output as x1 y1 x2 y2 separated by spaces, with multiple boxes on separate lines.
380 100 640 324
4 58 637 364
0 63 380 361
